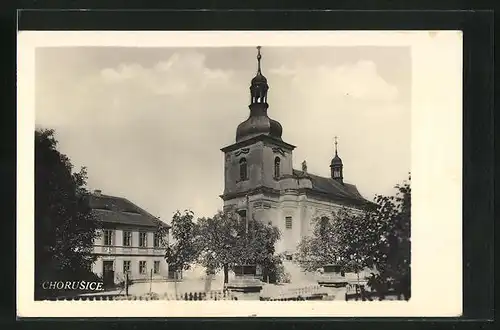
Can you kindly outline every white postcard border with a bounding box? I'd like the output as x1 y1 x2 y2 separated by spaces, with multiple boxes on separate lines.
17 30 463 317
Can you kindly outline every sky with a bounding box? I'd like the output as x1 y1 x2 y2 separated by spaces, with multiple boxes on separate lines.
35 46 411 224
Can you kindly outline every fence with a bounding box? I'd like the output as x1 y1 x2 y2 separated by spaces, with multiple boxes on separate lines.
44 290 238 301
260 285 327 301
345 289 407 301
259 296 315 301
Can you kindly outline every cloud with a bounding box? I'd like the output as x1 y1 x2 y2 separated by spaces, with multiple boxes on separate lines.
100 52 237 96
270 60 399 102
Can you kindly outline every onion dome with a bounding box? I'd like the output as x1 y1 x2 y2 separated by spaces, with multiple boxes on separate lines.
331 136 343 165
235 46 283 143
236 116 283 142
251 74 267 85
331 154 343 166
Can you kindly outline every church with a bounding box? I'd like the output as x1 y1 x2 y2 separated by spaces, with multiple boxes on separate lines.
220 47 372 258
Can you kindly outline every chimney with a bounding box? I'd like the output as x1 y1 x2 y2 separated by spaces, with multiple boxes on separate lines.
94 189 102 196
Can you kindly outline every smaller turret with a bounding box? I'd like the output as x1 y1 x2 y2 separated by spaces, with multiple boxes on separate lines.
330 136 343 184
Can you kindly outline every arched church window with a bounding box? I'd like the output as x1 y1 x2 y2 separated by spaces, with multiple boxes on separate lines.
239 158 248 181
274 157 281 178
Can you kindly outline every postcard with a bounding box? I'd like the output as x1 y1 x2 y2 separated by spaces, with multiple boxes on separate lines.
17 30 462 317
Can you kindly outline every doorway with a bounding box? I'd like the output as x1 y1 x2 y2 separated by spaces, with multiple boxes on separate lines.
102 260 114 288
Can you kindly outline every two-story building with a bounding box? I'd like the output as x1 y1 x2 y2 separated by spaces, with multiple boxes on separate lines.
88 189 170 286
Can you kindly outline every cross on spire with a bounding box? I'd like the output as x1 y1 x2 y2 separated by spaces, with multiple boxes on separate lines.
334 136 338 155
256 46 262 74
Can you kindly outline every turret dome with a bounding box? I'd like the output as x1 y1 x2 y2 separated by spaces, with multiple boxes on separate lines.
236 115 282 142
331 154 342 165
235 46 283 143
251 72 268 85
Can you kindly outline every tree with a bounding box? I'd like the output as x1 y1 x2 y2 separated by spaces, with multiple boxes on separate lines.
196 211 239 284
197 211 281 284
314 175 411 299
236 215 281 283
295 208 363 272
362 175 411 298
35 129 100 298
153 217 170 248
334 208 373 274
164 210 200 274
295 174 411 299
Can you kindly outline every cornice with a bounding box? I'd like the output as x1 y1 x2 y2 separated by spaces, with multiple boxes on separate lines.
220 186 281 201
221 134 296 153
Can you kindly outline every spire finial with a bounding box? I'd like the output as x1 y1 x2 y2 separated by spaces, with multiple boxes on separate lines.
334 136 338 155
256 46 262 74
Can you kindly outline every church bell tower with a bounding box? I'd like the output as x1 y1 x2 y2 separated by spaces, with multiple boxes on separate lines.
220 47 296 214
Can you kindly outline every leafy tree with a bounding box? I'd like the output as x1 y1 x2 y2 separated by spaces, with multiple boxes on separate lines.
295 175 411 299
195 212 231 283
196 211 239 283
164 210 200 274
153 217 170 248
197 211 281 284
363 175 411 298
334 208 373 274
35 129 100 298
236 215 281 283
295 208 363 272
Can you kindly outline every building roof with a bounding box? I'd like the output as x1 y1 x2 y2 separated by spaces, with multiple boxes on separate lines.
292 169 372 206
88 191 170 229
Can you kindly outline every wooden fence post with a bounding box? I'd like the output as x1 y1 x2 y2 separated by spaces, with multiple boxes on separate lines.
125 272 129 296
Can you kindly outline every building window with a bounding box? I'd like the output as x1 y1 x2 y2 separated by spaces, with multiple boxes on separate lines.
123 231 132 247
154 261 160 274
139 261 147 274
103 230 114 246
239 158 248 181
274 157 281 178
123 260 131 273
139 232 148 248
285 216 292 229
168 268 181 280
153 233 161 248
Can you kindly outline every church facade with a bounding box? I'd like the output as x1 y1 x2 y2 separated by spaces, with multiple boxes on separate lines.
220 47 372 257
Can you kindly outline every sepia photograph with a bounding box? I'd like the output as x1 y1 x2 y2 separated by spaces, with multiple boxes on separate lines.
17 31 462 317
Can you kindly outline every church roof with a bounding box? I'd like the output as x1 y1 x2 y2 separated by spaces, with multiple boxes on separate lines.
88 192 170 229
292 169 371 206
